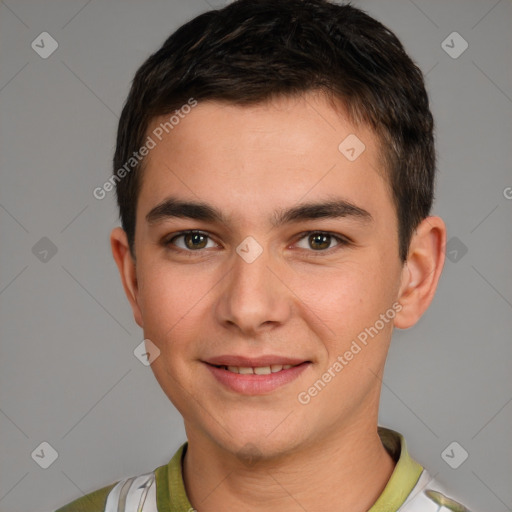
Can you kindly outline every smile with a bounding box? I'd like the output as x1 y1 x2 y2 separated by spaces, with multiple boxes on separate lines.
204 360 311 395
214 364 297 374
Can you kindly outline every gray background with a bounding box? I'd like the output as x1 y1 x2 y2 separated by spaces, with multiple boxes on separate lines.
1 0 511 510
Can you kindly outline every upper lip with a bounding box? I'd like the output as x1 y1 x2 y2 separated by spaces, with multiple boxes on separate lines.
204 355 309 367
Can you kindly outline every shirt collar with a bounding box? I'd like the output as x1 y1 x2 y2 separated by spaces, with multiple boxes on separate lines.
155 426 423 512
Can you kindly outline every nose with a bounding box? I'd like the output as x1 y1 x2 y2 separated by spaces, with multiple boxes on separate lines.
215 241 292 336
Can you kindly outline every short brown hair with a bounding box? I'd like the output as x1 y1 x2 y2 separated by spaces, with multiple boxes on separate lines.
113 0 435 262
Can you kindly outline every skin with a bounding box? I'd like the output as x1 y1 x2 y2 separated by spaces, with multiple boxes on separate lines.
111 91 446 512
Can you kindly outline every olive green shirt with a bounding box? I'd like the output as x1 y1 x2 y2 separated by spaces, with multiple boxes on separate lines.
55 428 470 511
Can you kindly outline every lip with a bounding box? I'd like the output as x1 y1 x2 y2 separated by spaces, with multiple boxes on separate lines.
203 357 311 395
205 355 308 367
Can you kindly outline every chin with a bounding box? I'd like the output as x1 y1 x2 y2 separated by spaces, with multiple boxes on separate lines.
207 422 306 463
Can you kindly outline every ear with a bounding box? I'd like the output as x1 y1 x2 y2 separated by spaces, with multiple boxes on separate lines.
110 227 144 328
394 216 446 329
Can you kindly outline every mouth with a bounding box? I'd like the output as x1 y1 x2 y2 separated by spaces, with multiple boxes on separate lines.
203 356 311 395
209 363 301 375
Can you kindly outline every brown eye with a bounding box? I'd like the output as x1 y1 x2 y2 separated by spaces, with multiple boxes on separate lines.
167 231 215 251
308 233 331 250
184 232 208 250
295 231 348 252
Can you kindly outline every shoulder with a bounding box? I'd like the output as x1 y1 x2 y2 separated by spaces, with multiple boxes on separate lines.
55 472 158 512
401 469 473 511
55 483 117 512
54 444 187 512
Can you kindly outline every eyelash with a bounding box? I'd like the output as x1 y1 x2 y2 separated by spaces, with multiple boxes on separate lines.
163 230 350 257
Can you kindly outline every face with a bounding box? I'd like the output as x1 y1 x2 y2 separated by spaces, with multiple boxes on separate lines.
115 92 412 459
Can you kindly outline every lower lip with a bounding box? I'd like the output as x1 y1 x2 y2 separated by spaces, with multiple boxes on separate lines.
204 362 310 395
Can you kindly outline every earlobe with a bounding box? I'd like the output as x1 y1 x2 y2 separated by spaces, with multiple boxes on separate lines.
110 227 144 328
394 216 446 329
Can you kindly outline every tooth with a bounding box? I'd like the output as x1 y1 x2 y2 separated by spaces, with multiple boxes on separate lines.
254 366 271 375
270 364 284 373
283 365 292 370
238 367 254 374
227 366 239 373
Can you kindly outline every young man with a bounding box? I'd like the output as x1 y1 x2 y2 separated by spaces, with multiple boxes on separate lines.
57 0 472 510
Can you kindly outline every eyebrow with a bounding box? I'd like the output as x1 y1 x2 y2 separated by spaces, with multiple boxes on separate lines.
145 195 373 228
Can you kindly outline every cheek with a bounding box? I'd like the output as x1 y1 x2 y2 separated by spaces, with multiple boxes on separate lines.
136 264 212 406
301 257 386 314
136 261 213 351
297 256 397 351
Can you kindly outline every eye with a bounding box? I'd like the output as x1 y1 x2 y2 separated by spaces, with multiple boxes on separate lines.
294 231 349 252
166 230 218 251
164 230 350 255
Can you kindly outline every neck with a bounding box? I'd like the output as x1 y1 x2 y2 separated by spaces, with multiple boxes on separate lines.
182 418 395 512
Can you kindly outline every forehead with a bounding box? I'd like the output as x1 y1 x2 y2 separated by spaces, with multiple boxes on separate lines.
138 92 393 228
